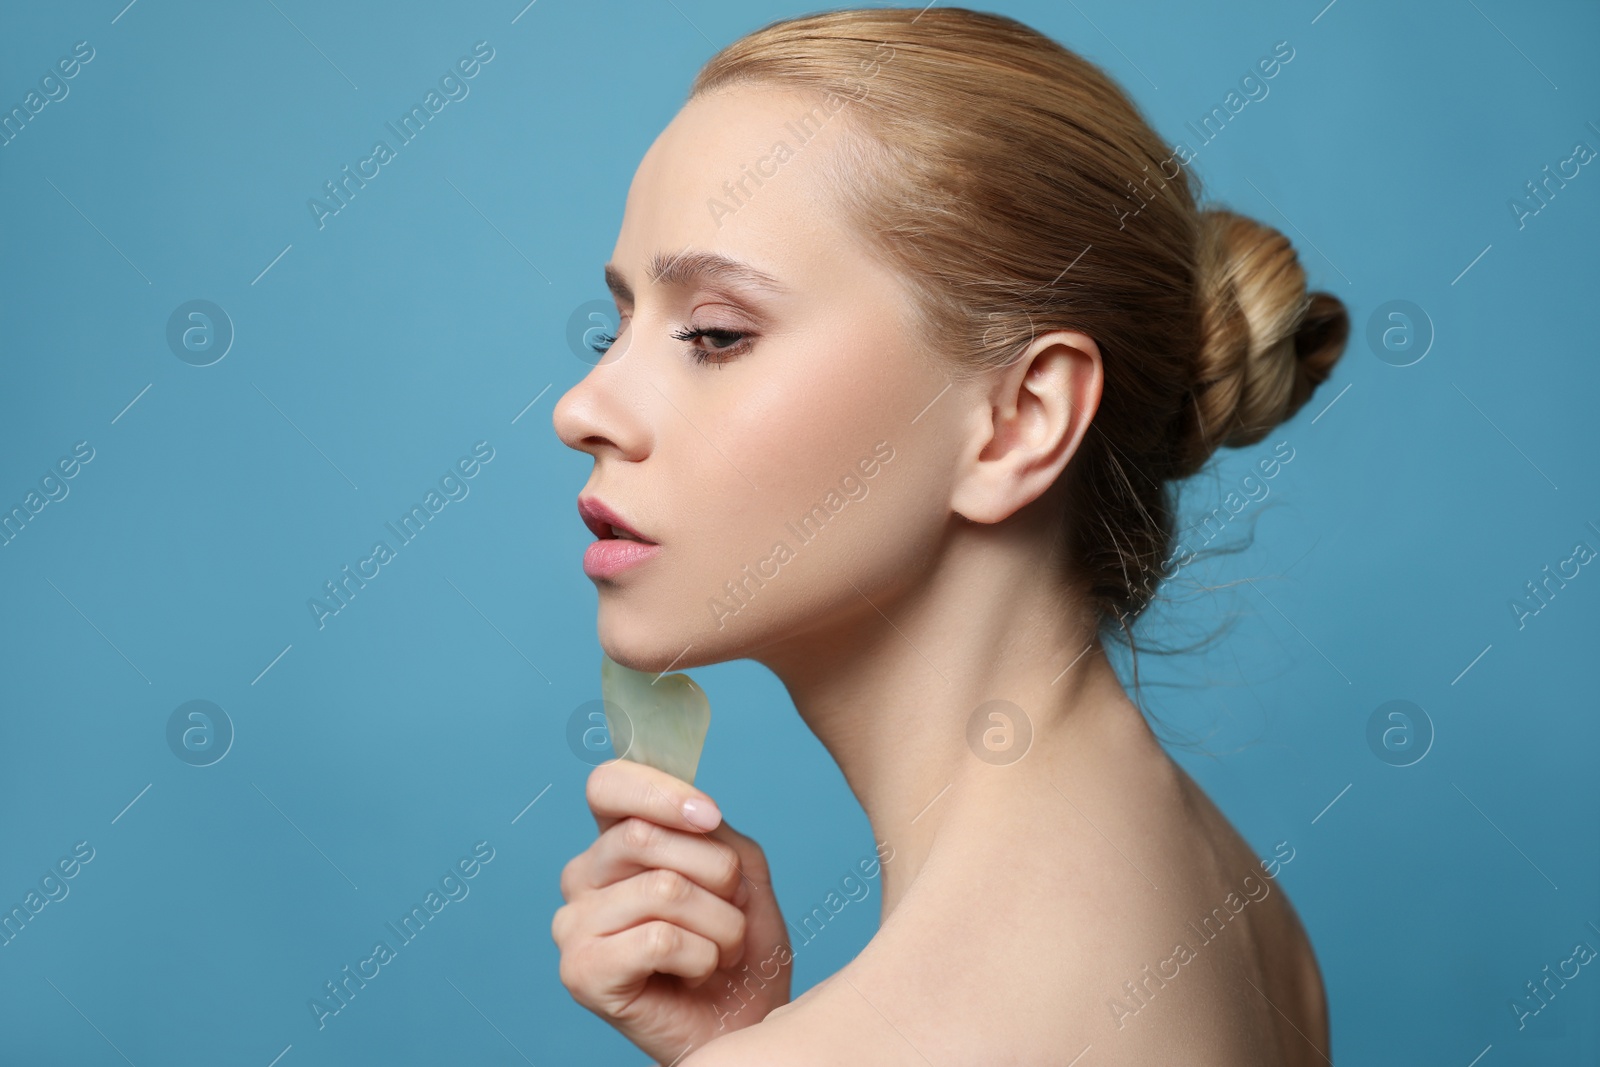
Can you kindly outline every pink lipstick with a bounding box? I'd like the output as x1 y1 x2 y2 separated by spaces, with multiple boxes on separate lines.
577 496 661 579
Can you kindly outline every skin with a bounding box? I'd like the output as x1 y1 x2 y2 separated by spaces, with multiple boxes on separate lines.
551 85 1329 1066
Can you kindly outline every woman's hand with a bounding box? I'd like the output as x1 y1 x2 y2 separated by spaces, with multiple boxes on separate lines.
553 758 792 1064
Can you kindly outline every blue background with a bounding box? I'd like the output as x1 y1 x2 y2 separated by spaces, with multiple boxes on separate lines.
2 0 1595 1063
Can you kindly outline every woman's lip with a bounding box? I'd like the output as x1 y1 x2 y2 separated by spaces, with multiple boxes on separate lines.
577 495 655 544
583 538 662 580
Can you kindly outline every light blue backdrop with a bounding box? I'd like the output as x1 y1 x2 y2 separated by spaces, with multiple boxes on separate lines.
2 0 1595 1063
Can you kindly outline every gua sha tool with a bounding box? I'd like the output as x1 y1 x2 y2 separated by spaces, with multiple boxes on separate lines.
599 652 712 786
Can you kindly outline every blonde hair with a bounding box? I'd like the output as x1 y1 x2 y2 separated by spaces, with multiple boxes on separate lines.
690 7 1348 645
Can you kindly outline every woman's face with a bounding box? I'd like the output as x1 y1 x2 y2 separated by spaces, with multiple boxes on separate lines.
553 86 967 672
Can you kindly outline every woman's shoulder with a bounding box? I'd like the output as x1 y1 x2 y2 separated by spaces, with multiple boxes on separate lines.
685 892 1324 1066
684 756 1328 1066
674 973 893 1065
1156 760 1330 1063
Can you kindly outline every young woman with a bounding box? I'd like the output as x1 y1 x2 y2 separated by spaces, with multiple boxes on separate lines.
551 7 1347 1064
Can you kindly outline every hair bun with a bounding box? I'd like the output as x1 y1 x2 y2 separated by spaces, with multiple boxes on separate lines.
1175 208 1349 479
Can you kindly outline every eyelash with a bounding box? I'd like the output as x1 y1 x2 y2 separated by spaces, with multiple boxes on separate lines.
670 325 752 367
586 323 752 367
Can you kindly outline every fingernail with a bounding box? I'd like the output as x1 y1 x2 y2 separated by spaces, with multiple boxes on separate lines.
734 878 751 907
682 796 721 830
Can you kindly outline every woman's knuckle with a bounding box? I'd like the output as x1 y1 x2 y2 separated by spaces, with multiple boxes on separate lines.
551 901 583 944
648 866 689 903
629 776 667 821
644 920 680 959
556 946 586 992
558 857 581 901
623 816 659 854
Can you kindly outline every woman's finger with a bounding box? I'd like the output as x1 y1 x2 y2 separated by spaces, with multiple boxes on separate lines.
559 920 723 1010
586 758 722 837
580 816 746 903
583 867 747 970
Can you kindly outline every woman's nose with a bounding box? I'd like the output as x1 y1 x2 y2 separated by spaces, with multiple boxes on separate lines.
552 341 650 462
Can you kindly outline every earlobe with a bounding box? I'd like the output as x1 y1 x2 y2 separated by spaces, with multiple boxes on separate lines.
951 330 1101 525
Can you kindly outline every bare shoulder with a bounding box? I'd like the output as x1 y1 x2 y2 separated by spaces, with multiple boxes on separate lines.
678 974 919 1066
1157 759 1330 1063
1034 752 1329 1064
681 754 1330 1066
677 1014 815 1066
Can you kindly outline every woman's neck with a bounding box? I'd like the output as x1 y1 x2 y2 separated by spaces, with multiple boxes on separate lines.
753 516 1161 922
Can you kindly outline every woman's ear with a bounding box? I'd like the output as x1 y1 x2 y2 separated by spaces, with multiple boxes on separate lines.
950 329 1102 525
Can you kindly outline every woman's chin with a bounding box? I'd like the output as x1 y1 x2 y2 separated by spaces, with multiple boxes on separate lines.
596 605 765 675
596 611 701 674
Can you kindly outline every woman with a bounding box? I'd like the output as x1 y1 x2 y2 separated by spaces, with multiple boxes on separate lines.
551 7 1347 1064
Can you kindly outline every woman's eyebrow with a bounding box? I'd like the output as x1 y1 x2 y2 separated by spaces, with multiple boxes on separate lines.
603 250 789 305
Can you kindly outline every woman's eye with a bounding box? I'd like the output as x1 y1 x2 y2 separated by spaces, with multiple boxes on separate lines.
670 325 752 367
586 312 629 357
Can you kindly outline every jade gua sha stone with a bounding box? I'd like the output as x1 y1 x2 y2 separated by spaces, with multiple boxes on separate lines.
599 652 712 786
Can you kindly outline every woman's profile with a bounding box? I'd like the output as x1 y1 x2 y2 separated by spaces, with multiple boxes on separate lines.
550 7 1348 1064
